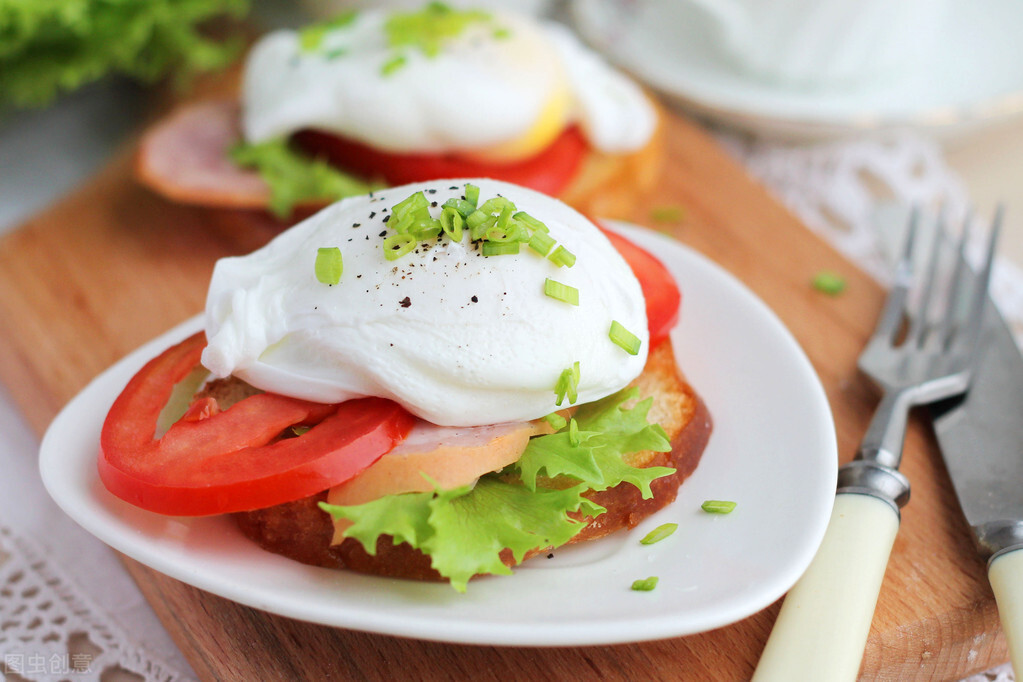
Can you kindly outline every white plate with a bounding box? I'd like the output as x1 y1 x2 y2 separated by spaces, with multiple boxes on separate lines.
571 0 1023 141
39 224 836 646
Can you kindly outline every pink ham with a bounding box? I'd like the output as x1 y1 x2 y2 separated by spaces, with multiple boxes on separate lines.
135 100 272 209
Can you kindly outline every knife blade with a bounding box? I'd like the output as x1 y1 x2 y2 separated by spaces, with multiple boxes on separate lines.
931 292 1023 674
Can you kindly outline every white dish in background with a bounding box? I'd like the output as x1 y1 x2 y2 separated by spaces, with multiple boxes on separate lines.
39 224 836 646
570 0 1023 141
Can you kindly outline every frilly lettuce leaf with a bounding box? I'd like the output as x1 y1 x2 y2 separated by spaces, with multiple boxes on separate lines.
1 0 249 110
319 386 674 591
518 387 673 498
229 138 382 218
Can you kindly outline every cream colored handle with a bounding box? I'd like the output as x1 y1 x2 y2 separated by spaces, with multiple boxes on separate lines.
989 547 1023 675
752 493 900 682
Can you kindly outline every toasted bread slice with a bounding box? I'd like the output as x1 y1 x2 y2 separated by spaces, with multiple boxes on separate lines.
134 99 664 222
233 340 711 581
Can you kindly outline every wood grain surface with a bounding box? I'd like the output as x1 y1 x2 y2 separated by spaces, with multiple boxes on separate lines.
0 105 1010 680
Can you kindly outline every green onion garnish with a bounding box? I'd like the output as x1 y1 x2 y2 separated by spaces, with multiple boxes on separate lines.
548 245 576 268
442 198 475 218
383 233 416 260
631 576 659 591
812 270 846 296
543 412 567 431
701 500 737 514
299 10 359 53
528 230 556 257
314 247 343 284
440 206 463 240
640 523 678 545
384 3 493 60
609 320 641 355
464 183 480 207
650 204 685 224
554 361 580 406
544 278 579 306
381 54 407 76
568 417 580 446
481 241 519 257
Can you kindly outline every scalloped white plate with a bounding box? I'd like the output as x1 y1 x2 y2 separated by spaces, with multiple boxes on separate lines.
39 223 836 646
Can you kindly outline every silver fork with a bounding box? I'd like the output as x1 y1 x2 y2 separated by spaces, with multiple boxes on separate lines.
752 207 1002 682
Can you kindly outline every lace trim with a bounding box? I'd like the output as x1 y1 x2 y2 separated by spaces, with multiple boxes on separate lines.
0 524 192 682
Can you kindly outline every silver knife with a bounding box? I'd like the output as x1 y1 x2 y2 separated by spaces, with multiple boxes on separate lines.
931 292 1023 674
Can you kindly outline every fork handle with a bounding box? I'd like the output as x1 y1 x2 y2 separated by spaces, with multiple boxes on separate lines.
752 493 900 682
989 546 1023 675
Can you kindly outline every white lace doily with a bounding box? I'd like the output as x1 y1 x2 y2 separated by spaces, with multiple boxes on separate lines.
0 525 189 682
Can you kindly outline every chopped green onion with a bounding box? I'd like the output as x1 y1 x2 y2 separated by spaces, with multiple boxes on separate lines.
383 233 416 260
464 183 480 207
411 217 442 240
471 215 497 241
701 500 737 514
314 247 343 284
650 204 685 224
544 278 579 306
554 361 580 406
543 412 567 431
392 191 429 224
481 241 519 257
299 11 359 53
568 417 580 446
514 211 548 233
640 523 678 545
812 270 846 296
528 230 556 257
631 576 659 591
381 54 407 76
548 245 576 268
384 3 493 60
440 206 463 240
609 320 641 355
478 196 514 215
442 198 475 217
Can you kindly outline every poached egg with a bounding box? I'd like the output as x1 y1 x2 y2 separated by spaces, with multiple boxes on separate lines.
201 178 648 426
241 4 655 163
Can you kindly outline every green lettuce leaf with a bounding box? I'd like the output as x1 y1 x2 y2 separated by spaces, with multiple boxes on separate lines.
1 0 249 110
229 138 382 218
518 387 673 498
319 386 675 591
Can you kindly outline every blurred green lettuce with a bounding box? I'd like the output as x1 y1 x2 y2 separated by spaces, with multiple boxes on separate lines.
0 0 249 109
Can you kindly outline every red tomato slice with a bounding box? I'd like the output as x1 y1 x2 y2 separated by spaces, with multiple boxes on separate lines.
291 125 588 197
98 332 415 516
600 226 681 348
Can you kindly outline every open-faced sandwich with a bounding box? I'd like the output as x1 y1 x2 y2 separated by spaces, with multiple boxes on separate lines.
98 179 710 591
135 2 664 221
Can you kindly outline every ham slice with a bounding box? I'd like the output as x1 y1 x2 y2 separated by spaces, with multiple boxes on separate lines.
326 419 550 544
135 100 273 209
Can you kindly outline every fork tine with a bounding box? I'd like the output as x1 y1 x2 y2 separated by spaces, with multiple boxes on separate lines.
937 209 974 348
908 207 946 347
957 205 1003 348
872 207 919 341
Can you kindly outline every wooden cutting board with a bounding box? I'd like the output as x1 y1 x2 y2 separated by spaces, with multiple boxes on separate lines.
0 103 1009 680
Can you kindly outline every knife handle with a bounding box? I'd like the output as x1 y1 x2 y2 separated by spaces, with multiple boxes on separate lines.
989 547 1023 674
752 492 900 682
